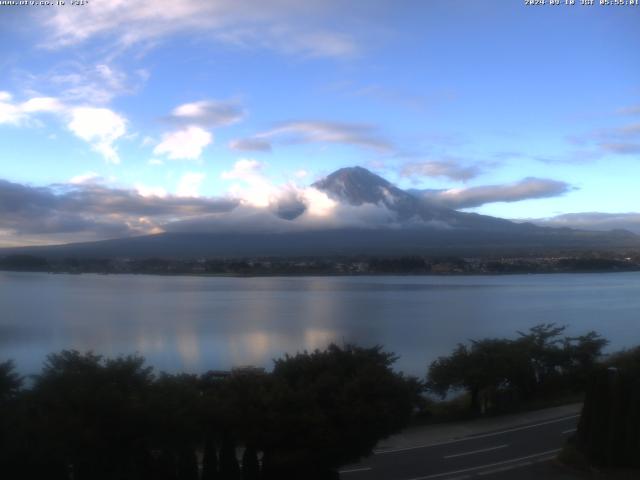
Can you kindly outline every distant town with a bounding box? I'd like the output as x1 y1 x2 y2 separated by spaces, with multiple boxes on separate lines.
1 251 639 276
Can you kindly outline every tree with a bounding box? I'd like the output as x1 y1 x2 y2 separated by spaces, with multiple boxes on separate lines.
0 360 22 403
219 431 241 480
562 331 608 390
0 360 27 479
428 325 608 414
516 323 568 388
575 347 640 468
241 445 260 480
28 350 155 480
428 339 530 414
260 344 421 479
202 434 220 479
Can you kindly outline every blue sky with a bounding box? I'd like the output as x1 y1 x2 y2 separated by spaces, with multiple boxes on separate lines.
0 0 639 245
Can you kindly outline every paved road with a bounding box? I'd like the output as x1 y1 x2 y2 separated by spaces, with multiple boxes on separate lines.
339 413 579 480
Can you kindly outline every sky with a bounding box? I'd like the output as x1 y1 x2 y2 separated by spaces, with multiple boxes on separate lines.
0 0 639 246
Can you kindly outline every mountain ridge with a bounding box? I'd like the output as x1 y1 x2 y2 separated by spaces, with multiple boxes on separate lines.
0 166 638 258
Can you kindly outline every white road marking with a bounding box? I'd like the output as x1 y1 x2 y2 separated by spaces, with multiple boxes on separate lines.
443 444 508 459
404 448 561 480
561 428 577 434
339 466 372 474
375 415 579 454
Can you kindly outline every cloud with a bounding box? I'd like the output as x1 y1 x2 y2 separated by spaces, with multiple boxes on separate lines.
169 100 244 128
0 170 400 246
229 137 272 152
2 166 574 247
617 104 640 116
0 89 130 164
50 63 147 104
599 143 640 155
401 160 484 182
177 172 206 198
216 159 401 228
242 121 393 152
67 107 127 164
15 63 149 106
0 92 64 125
41 0 360 59
618 123 640 136
414 178 573 209
0 178 238 245
221 159 276 207
0 92 26 125
153 99 242 161
153 126 213 161
568 121 640 159
135 183 168 198
528 212 640 234
69 172 103 185
20 97 65 114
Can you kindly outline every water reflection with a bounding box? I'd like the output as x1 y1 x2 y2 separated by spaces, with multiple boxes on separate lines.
1 272 639 375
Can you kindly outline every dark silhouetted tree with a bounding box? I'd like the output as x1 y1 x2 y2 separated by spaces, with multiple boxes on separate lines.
428 325 608 414
261 344 421 479
575 346 640 468
219 432 241 480
0 360 22 403
202 435 220 480
241 445 260 480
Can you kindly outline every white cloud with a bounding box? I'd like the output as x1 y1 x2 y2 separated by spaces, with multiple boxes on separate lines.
20 97 65 114
221 158 264 181
171 100 244 128
528 212 640 234
177 172 206 198
0 92 23 125
235 120 393 153
401 160 484 182
141 136 155 147
44 63 146 105
136 183 168 198
153 126 213 161
220 159 341 219
415 177 573 209
222 159 275 207
69 172 103 185
67 107 127 164
0 93 63 125
0 90 130 164
42 0 360 59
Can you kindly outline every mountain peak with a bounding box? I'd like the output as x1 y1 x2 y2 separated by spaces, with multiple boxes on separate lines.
313 166 397 206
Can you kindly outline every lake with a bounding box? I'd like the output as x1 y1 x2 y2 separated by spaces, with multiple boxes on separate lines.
1 271 639 377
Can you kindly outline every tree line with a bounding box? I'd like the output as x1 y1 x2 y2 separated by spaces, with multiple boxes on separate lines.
426 324 608 415
2 253 639 275
0 345 420 480
0 325 628 479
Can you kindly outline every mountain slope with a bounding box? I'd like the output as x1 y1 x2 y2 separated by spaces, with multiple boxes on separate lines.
314 166 530 231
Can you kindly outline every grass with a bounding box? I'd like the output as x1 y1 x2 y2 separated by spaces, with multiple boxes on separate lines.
411 391 584 427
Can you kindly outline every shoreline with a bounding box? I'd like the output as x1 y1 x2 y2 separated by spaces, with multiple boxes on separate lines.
1 267 639 278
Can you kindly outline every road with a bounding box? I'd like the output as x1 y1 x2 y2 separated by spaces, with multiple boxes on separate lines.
339 413 579 480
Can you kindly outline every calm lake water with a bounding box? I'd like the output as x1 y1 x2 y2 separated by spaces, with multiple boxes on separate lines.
1 271 639 376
